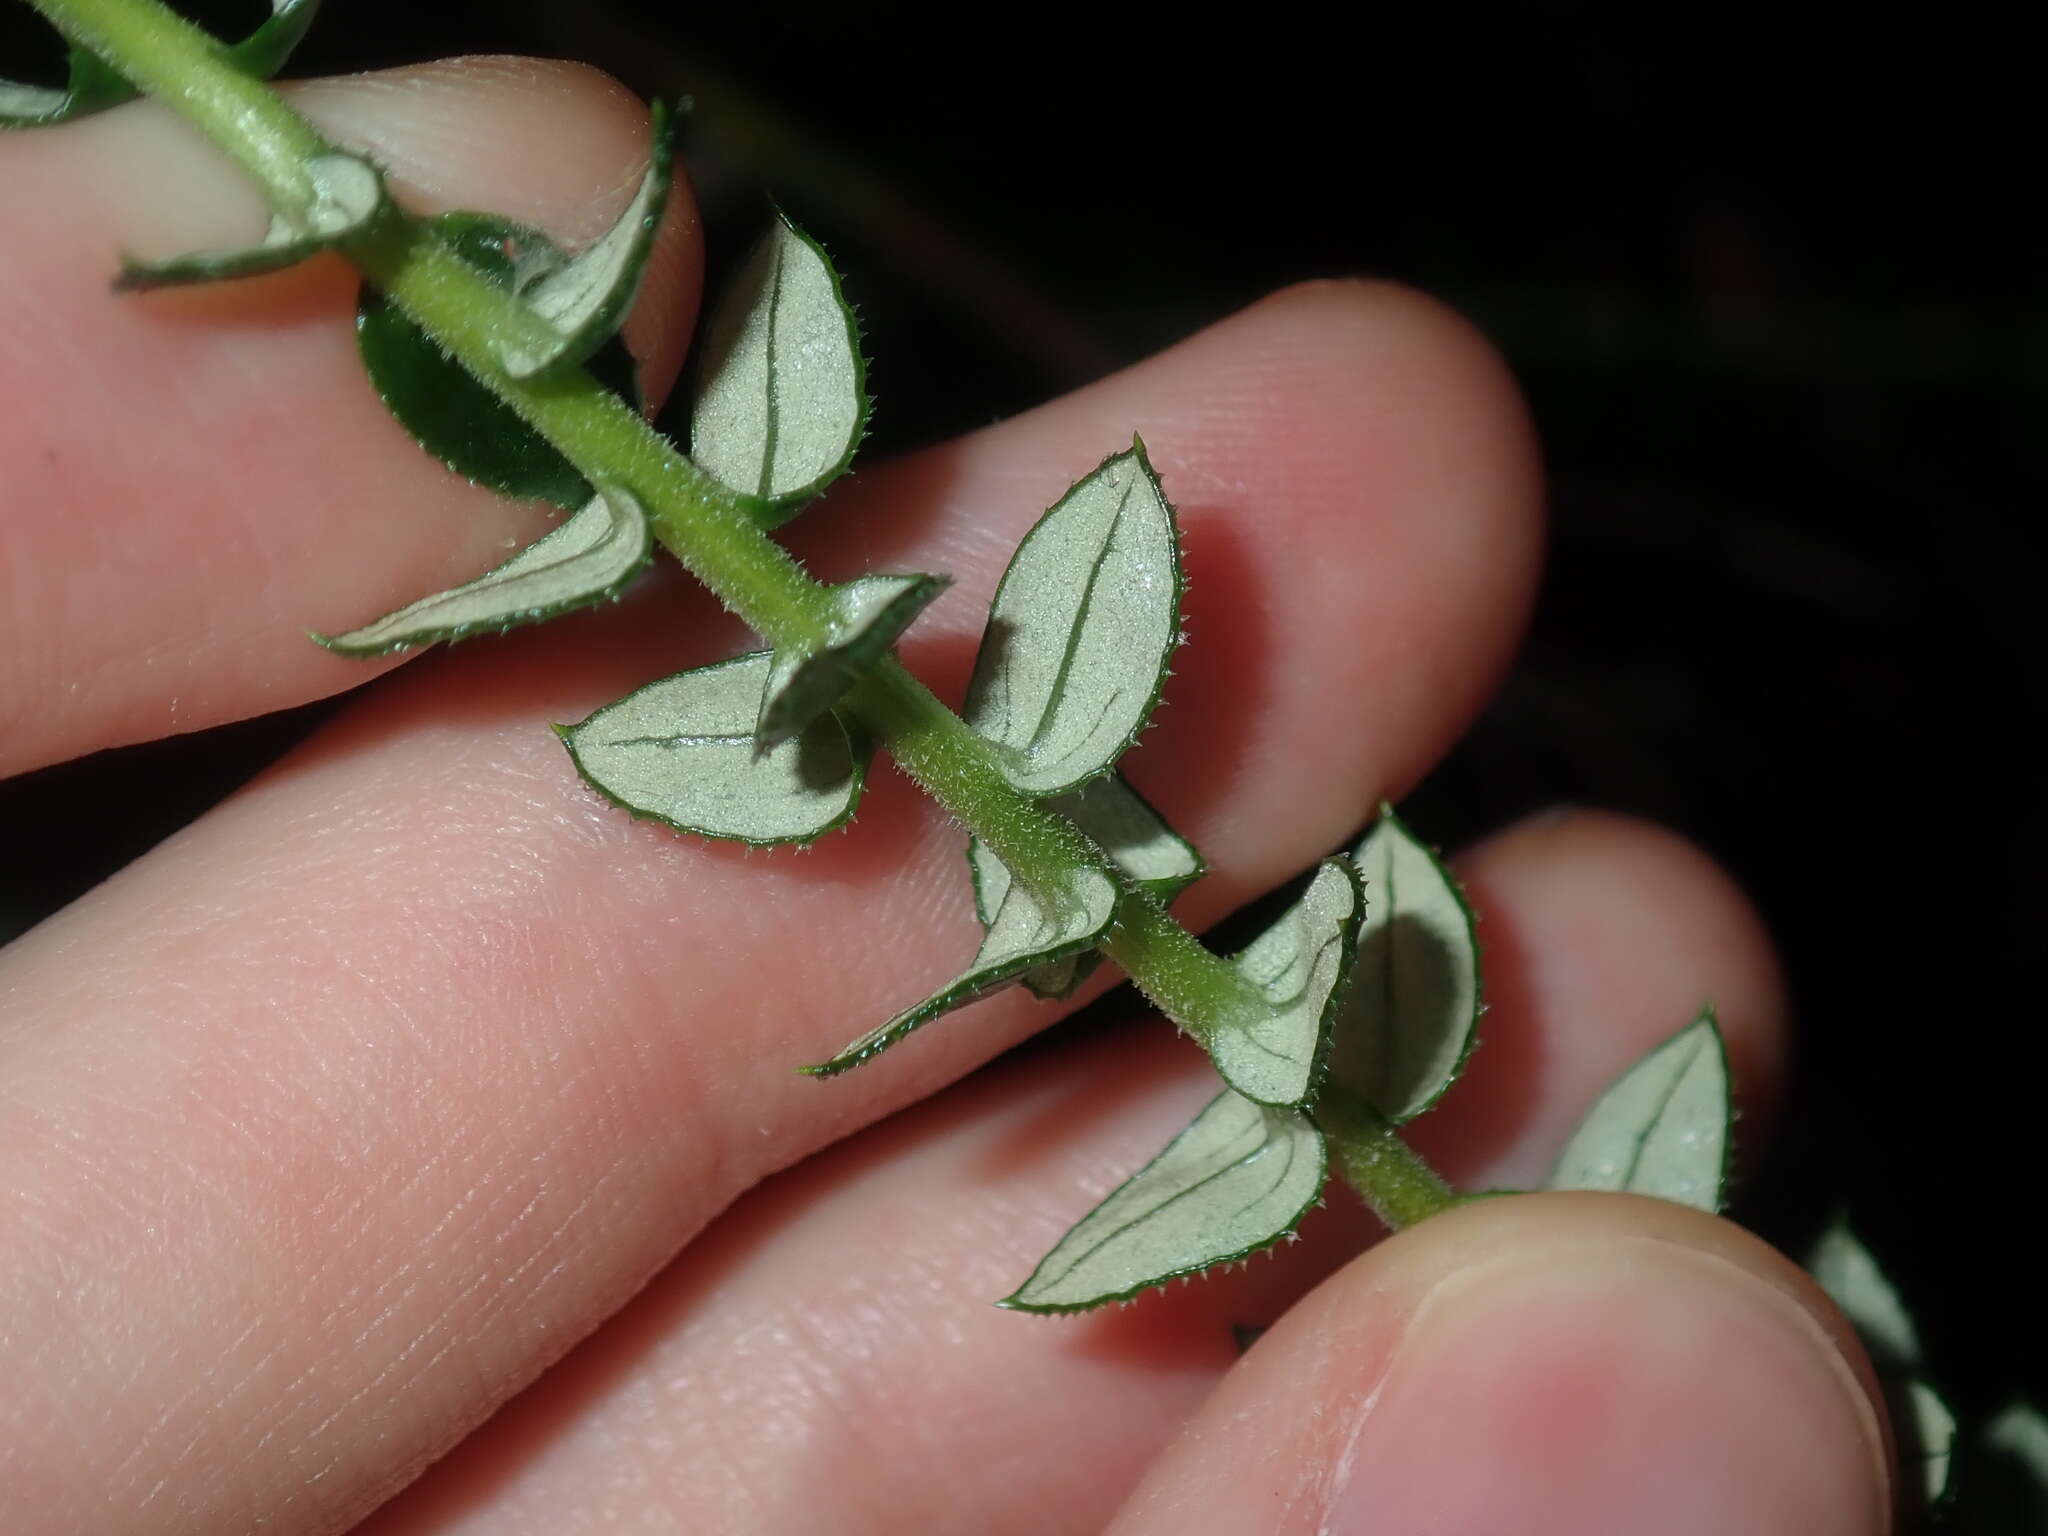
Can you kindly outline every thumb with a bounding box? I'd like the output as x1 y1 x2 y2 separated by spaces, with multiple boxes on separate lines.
1107 1191 1894 1536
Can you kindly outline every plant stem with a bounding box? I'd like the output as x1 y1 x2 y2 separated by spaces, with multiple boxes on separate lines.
1316 1088 1457 1229
26 0 1453 1216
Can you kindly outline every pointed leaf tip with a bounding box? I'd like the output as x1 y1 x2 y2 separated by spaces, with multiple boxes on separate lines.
1806 1219 1923 1370
497 101 678 378
562 652 863 846
1550 1006 1730 1211
1003 1091 1325 1312
1209 858 1363 1108
757 573 948 752
690 212 868 524
808 859 1115 1076
315 486 651 656
963 445 1182 797
1331 806 1482 1123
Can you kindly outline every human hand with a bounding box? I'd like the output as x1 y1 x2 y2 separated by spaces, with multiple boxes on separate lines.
0 59 1893 1534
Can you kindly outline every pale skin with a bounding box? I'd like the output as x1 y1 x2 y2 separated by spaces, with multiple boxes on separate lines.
0 56 1895 1535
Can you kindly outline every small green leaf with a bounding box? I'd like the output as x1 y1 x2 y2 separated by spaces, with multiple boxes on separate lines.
689 211 868 525
115 151 383 291
1000 1090 1325 1313
4 2 319 128
1209 859 1363 1108
757 573 948 752
1807 1219 1923 1371
1 48 127 127
497 101 676 378
967 772 1204 1000
1330 805 1482 1123
1980 1402 2048 1526
804 860 1116 1077
220 0 323 80
358 213 643 510
963 443 1183 797
560 652 863 846
1550 1007 1731 1212
314 485 651 656
1896 1378 1957 1508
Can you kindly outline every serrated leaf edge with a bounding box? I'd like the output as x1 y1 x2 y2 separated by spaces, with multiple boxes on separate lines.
997 1095 1327 1315
558 652 868 849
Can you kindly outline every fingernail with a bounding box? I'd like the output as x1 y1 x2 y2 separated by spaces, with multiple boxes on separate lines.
1327 1235 1891 1536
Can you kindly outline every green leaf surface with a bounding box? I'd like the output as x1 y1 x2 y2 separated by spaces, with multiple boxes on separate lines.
1330 805 1482 1123
804 859 1116 1077
220 0 324 81
4 2 319 127
689 212 867 524
757 573 948 751
560 652 862 846
963 443 1182 797
314 485 650 656
358 212 643 510
1 47 127 127
1979 1402 2048 1528
1807 1219 1923 1370
115 151 382 290
967 771 1204 1000
1210 859 1363 1108
1001 1090 1326 1313
497 101 676 378
1549 1007 1731 1212
1897 1378 1957 1508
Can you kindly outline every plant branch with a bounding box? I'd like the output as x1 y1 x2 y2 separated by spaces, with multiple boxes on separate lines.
26 0 1454 1219
1315 1088 1457 1230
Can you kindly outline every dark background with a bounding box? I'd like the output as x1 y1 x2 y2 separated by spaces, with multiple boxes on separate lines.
5 0 2042 1444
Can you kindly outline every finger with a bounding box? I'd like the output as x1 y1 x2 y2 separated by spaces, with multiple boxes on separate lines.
359 810 1787 1534
1105 1193 1892 1536
1412 806 1788 1190
0 281 1538 1535
0 57 702 776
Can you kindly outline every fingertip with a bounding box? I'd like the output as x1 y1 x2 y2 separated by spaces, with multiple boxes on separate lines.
1110 1193 1892 1536
287 57 703 405
1420 808 1789 1188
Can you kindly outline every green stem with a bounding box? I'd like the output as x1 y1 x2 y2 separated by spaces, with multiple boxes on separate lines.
25 0 1452 1216
1316 1088 1457 1230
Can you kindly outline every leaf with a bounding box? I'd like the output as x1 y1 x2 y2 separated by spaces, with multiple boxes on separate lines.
1895 1378 1957 1508
689 211 868 524
1806 1219 1923 1370
1549 1007 1731 1212
962 443 1182 797
559 651 863 846
757 574 948 752
496 101 677 378
1980 1402 2048 1527
314 485 651 656
4 2 319 128
219 0 324 80
1 48 127 127
115 151 383 291
804 859 1117 1077
1329 805 1482 1123
967 772 1204 1000
1209 859 1363 1108
358 212 643 510
1000 1090 1326 1313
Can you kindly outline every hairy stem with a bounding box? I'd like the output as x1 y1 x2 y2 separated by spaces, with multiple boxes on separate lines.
1316 1088 1457 1229
27 0 1452 1220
